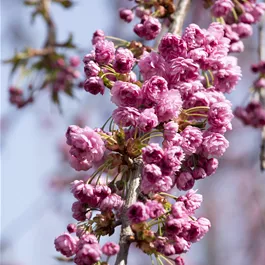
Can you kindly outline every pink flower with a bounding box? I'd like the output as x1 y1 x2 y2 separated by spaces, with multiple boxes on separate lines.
163 121 179 141
171 201 187 219
155 90 183 122
142 143 164 164
141 17 161 40
142 76 168 105
119 8 134 23
111 81 142 107
204 158 219 176
112 106 140 127
182 24 206 50
142 163 163 183
95 40 115 65
163 146 185 171
128 202 150 223
92 29 105 45
146 200 165 218
102 242 120 256
72 201 87 221
100 194 123 212
174 237 191 254
169 57 199 82
66 126 105 164
138 52 166 81
54 233 77 257
84 77 104 95
208 102 233 132
158 33 187 60
201 132 229 157
137 108 158 132
69 156 92 171
75 239 101 265
211 0 234 17
231 23 253 38
176 172 195 191
113 48 135 74
84 61 100 77
178 189 203 214
180 126 203 155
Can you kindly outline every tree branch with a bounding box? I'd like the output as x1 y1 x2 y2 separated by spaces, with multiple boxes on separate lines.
115 159 142 265
258 17 265 170
168 0 191 35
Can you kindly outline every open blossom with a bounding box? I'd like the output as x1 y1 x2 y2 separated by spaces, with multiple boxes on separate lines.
113 48 135 74
163 146 185 171
84 61 100 77
178 189 203 214
137 108 158 132
155 90 183 122
142 163 163 183
139 52 166 81
211 0 234 17
146 200 165 218
95 40 115 65
142 143 164 164
111 81 142 107
142 76 168 105
181 126 203 155
112 106 140 127
208 102 233 131
163 121 179 141
69 156 92 171
100 193 123 212
128 202 150 223
54 233 78 257
158 33 187 60
72 201 88 221
102 242 120 256
201 132 229 157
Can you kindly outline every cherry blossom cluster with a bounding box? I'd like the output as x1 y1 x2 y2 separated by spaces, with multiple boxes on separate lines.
127 190 210 264
204 0 265 53
235 61 265 128
119 0 177 40
55 21 241 265
54 180 123 264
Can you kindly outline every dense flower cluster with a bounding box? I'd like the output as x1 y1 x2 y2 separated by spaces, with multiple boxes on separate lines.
235 61 265 128
206 0 265 53
127 190 211 262
119 0 177 40
55 21 241 265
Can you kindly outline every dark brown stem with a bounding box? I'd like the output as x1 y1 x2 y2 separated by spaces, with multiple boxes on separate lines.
258 17 265 171
114 159 142 265
168 0 191 35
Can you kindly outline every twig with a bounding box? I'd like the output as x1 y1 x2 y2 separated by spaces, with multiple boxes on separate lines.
114 159 142 265
258 17 265 170
168 0 191 35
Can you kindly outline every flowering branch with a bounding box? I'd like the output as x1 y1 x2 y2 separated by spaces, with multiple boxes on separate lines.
168 0 191 35
115 159 143 265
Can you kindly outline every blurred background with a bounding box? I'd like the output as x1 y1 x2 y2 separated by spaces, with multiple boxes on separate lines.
1 1 265 265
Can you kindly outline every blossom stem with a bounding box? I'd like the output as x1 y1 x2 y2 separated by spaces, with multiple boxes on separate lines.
185 106 210 113
159 192 178 200
115 159 143 265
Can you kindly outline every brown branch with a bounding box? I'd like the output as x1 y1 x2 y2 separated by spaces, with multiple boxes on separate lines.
115 159 142 265
168 0 191 35
258 17 265 171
